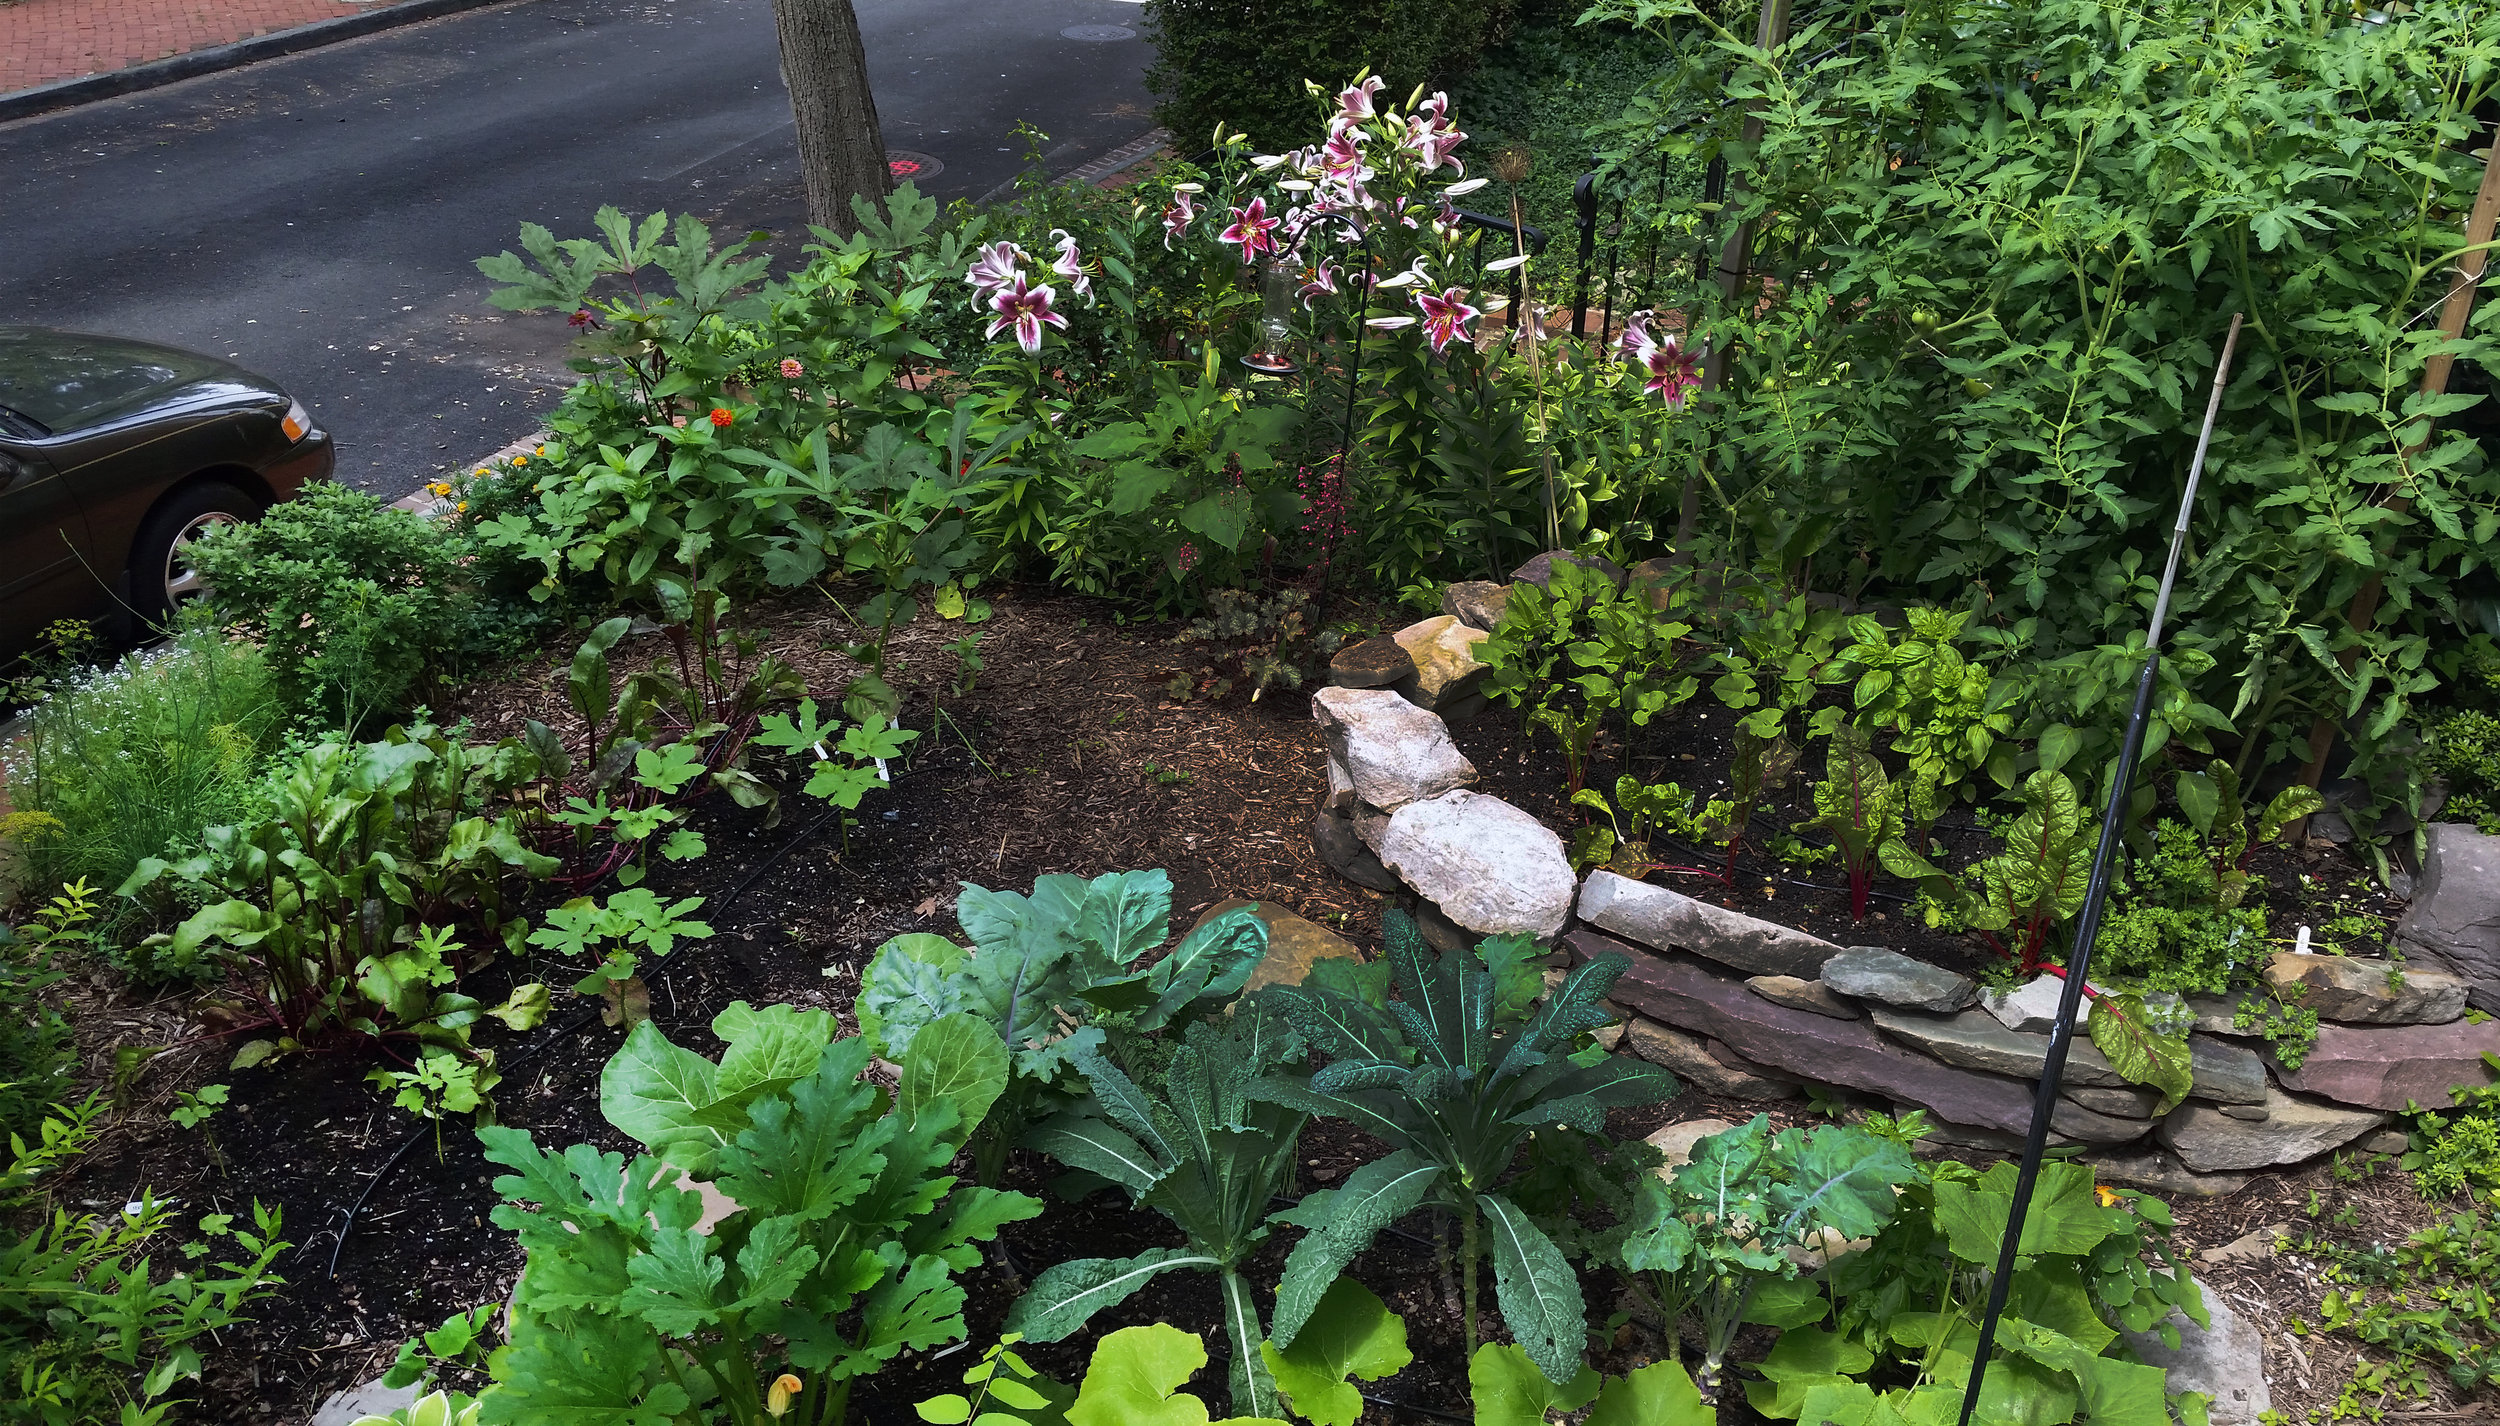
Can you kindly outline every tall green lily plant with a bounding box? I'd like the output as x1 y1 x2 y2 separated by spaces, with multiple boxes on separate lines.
1257 912 1676 1385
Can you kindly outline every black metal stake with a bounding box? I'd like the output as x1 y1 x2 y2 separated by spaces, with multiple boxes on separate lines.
1571 171 1599 338
1955 312 2245 1426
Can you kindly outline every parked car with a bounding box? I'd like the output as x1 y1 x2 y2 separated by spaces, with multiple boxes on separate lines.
0 326 332 667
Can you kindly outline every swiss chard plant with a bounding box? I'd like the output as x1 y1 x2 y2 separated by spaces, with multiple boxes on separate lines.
1256 911 1676 1385
477 1005 1038 1426
1618 1115 1922 1400
856 869 1272 1182
1796 725 1912 921
1009 1003 1308 1416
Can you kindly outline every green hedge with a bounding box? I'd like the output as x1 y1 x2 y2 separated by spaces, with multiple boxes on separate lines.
1143 0 1526 151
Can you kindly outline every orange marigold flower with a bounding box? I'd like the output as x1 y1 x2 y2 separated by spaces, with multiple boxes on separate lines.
710 407 734 427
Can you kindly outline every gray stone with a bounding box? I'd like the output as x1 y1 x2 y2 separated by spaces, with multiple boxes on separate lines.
1442 580 1513 631
1747 973 1862 1020
1312 806 1401 893
2091 1147 2253 1199
1577 869 1843 978
1311 686 1474 812
1414 898 1472 954
2065 1083 2163 1118
1511 549 1627 590
1389 615 1491 709
1867 1007 2269 1105
2198 1224 2287 1266
1645 1117 1740 1173
2219 1102 2270 1122
1982 974 2091 1034
1322 755 1356 813
2359 1128 2411 1155
1590 933 2142 1142
2159 1086 2389 1172
2263 951 2469 1026
1435 690 1489 724
2272 1018 2500 1111
1378 791 1577 940
1625 1018 1800 1099
2122 1294 2272 1426
1821 946 1978 1012
1193 900 1367 998
1328 636 1415 689
2395 823 2500 1012
310 1379 423 1426
2187 993 2254 1037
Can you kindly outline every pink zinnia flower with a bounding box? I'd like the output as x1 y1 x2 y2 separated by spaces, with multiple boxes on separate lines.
1639 335 1704 407
779 357 804 379
965 240 1027 298
1217 196 1281 258
985 275 1067 354
1414 286 1480 354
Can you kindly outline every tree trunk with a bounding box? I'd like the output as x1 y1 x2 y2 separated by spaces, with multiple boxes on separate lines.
772 0 889 235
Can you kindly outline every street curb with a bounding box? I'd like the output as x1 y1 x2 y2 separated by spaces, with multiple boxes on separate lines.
391 428 548 518
973 125 1170 207
0 0 526 125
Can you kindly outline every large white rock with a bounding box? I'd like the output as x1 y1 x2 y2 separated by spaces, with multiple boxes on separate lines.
1376 790 1576 939
2122 1293 2273 1426
1310 686 1475 812
310 1378 421 1426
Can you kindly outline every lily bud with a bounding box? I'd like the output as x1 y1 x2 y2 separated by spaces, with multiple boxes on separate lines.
767 1374 803 1418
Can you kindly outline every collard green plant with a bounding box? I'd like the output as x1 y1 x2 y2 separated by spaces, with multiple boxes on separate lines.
1010 1005 1307 1416
1256 911 1675 1384
1618 1115 1920 1399
479 1006 1036 1426
855 870 1271 1183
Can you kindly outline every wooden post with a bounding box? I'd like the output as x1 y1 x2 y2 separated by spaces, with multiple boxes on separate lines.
1678 0 1793 543
2295 131 2500 799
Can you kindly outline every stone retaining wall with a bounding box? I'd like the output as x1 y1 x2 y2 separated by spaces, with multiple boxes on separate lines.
1307 554 2500 1197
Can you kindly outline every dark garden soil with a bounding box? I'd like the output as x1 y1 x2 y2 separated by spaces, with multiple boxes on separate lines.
32 583 2455 1424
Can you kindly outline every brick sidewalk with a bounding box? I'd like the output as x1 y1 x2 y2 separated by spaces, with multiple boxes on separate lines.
1 0 372 94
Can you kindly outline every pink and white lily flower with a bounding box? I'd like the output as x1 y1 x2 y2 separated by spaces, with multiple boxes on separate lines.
1403 93 1467 175
1049 229 1094 303
1617 310 1656 360
985 276 1067 354
1217 196 1282 258
965 241 1028 299
1639 334 1704 407
1160 189 1198 248
1365 315 1418 331
1298 258 1341 308
1414 286 1480 354
1319 128 1370 183
1333 76 1385 128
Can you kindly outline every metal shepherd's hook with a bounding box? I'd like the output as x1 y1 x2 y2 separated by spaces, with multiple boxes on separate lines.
1954 311 2245 1426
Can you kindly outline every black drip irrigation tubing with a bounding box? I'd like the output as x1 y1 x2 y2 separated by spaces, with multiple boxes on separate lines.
319 801 845 1279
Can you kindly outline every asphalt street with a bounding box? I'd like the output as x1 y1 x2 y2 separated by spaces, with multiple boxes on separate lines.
0 0 1157 493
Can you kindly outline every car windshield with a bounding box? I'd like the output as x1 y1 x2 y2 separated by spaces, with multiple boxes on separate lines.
0 328 226 433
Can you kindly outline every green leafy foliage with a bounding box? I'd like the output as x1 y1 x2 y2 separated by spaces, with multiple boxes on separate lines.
480 1018 1036 1426
121 722 559 1058
2086 993 2194 1115
1013 1007 1309 1415
1619 1115 1920 1393
186 482 536 731
923 1325 1286 1426
1258 1278 1411 1426
1827 609 2018 832
0 1097 289 1425
1258 910 1674 1383
1795 725 1909 923
2290 1196 2500 1408
856 870 1271 1181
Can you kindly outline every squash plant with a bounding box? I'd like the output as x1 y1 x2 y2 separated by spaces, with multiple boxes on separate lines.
477 1006 1037 1426
1257 911 1676 1385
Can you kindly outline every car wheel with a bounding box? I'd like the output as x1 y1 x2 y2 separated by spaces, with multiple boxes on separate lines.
132 480 263 628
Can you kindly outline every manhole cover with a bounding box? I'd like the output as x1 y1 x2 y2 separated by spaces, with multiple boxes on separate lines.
1060 23 1137 41
887 150 944 180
